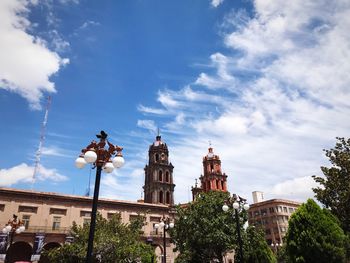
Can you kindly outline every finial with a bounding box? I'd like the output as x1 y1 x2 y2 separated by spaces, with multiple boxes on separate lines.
157 127 160 137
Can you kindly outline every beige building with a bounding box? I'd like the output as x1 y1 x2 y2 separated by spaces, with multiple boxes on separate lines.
248 192 301 246
0 187 176 262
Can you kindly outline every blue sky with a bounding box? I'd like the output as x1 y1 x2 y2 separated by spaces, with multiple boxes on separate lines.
0 0 349 204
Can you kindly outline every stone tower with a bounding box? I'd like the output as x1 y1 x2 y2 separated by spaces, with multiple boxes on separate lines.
143 135 175 205
192 146 227 200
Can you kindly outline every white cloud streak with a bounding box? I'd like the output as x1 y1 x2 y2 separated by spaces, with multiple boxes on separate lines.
136 0 350 204
0 163 67 186
0 0 69 110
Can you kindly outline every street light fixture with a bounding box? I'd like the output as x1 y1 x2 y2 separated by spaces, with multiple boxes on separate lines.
271 242 281 253
75 131 124 263
2 214 25 262
154 218 174 263
222 194 249 263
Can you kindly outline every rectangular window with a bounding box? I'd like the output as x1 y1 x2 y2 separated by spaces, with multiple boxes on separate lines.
22 215 30 229
18 206 38 213
288 207 294 213
283 207 288 213
0 204 5 211
107 212 120 220
83 218 91 225
269 207 275 213
150 216 161 222
80 211 91 217
52 217 61 230
50 208 67 215
260 209 267 216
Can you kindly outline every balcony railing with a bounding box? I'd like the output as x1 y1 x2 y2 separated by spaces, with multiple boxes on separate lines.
25 226 71 234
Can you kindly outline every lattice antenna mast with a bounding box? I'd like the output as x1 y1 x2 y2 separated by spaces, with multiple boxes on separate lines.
32 96 52 184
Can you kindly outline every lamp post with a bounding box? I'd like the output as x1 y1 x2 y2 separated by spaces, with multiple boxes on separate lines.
75 131 124 263
2 214 25 262
222 194 249 263
271 242 281 253
154 218 174 263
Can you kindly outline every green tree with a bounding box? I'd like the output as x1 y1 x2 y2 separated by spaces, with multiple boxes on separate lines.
285 199 346 263
312 137 350 233
242 226 276 263
172 191 276 263
45 213 155 263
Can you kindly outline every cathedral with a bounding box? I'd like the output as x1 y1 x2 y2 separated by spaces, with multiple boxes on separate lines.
0 135 229 262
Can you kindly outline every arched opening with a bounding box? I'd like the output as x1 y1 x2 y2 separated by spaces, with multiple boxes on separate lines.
159 191 163 204
39 242 61 263
6 241 32 263
155 153 159 162
216 180 220 190
154 245 163 263
165 171 169 182
158 170 163 181
166 192 170 204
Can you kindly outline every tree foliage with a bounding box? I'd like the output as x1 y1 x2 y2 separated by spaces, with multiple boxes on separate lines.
242 226 276 263
171 191 275 263
285 199 346 263
45 213 155 263
312 137 350 233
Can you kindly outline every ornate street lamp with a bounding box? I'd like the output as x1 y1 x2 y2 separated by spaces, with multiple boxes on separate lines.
75 131 124 263
2 214 25 262
154 218 174 263
271 242 281 253
222 194 249 263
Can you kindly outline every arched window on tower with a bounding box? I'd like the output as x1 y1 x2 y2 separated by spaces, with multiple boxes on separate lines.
210 164 214 172
158 170 163 181
159 191 163 203
216 180 219 190
165 171 169 182
207 181 210 190
166 192 170 204
155 154 159 162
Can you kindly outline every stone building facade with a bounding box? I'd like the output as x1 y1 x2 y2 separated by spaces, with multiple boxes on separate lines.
191 146 228 200
248 193 300 247
0 135 177 263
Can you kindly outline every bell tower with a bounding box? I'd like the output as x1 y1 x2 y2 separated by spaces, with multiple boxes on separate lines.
143 135 175 205
200 146 227 192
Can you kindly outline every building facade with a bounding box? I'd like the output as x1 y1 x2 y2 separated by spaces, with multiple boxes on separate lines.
144 135 175 205
248 193 300 246
191 146 228 200
0 135 177 263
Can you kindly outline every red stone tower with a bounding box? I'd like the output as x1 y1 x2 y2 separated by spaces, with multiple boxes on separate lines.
143 135 175 205
192 146 227 200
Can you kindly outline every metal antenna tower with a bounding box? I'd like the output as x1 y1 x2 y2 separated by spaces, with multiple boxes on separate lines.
32 96 52 184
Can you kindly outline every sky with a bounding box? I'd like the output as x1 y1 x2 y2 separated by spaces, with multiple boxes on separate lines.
0 0 349 205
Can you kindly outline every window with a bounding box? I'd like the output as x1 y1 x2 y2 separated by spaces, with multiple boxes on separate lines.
18 206 37 213
52 217 61 230
165 171 170 182
0 204 4 211
260 209 267 216
283 207 288 213
22 215 30 229
269 207 275 213
159 191 163 203
254 211 260 216
166 192 170 204
288 207 294 213
50 208 67 215
107 212 120 220
80 211 91 217
158 170 163 181
155 154 159 162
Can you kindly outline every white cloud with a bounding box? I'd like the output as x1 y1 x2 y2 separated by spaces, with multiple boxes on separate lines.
0 0 69 109
211 0 224 8
137 120 157 133
136 0 350 204
137 104 168 115
0 163 67 186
